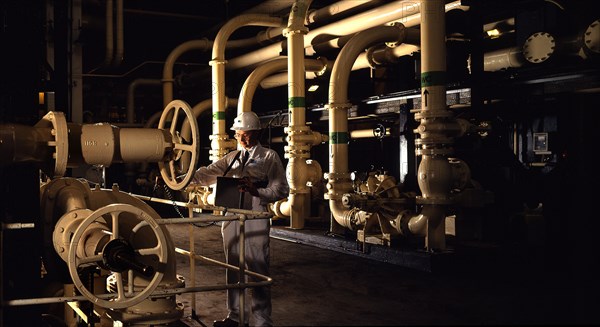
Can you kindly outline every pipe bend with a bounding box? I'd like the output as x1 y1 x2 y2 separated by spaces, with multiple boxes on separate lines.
330 24 406 103
213 14 283 60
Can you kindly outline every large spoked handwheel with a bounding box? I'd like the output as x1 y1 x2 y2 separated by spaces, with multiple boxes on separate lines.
67 204 168 309
158 99 199 190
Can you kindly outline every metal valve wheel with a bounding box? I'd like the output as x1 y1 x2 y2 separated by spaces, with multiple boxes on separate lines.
67 203 168 309
158 99 200 190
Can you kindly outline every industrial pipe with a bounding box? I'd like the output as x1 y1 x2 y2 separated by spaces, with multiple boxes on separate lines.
209 14 283 162
162 39 213 108
410 0 468 251
326 24 407 230
238 58 326 114
228 0 464 70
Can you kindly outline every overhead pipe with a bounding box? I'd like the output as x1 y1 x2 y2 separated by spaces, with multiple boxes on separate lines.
228 0 464 70
162 39 213 108
209 14 283 163
305 0 373 25
325 24 407 231
469 46 525 72
102 0 114 68
126 78 162 124
260 42 419 89
112 0 124 67
235 56 327 225
237 57 326 114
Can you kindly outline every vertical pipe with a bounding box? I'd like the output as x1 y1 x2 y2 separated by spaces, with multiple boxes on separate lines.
415 0 451 251
284 0 313 229
209 14 282 162
326 25 406 230
162 39 213 108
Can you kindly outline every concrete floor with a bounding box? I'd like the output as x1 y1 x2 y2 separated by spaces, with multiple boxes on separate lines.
165 220 597 326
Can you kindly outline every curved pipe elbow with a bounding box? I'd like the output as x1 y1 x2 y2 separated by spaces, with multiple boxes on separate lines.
329 200 356 230
271 198 291 218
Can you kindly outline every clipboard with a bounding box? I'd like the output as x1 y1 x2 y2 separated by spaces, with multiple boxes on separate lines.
215 176 245 209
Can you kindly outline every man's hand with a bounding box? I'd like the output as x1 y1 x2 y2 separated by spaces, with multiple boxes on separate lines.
238 177 259 196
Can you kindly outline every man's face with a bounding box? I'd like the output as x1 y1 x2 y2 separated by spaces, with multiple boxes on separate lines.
234 130 258 149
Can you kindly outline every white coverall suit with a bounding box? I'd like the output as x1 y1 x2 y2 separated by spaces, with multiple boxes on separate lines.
192 142 288 326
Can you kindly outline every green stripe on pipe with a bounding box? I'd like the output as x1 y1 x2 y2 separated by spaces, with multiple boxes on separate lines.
212 112 226 120
288 97 305 108
329 132 349 144
421 71 446 87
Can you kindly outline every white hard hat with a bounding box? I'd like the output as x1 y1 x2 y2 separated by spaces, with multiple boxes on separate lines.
230 111 261 131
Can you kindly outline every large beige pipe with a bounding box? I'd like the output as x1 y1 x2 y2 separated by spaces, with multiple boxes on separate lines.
412 0 455 251
210 14 283 162
260 43 418 89
162 39 213 108
228 1 464 70
326 24 407 230
237 58 325 114
283 0 325 229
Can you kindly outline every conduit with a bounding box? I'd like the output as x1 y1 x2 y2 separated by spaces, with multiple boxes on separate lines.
326 24 407 230
209 14 283 162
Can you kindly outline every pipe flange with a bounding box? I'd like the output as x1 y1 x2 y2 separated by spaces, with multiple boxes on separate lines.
416 148 455 156
584 19 600 54
314 56 329 76
413 110 454 120
285 125 311 134
34 111 69 177
523 32 556 63
396 210 414 236
415 195 454 205
326 102 353 111
384 22 407 48
208 59 228 66
324 172 352 182
415 137 455 146
282 26 309 37
366 46 381 69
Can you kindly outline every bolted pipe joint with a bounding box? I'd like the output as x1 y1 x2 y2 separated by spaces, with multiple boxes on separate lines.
209 134 236 161
415 118 463 139
324 172 353 200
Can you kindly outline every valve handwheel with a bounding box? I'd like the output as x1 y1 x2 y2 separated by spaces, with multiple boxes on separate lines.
158 99 200 190
67 204 168 309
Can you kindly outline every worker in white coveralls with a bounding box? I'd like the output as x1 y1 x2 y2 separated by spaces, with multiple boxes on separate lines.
190 111 288 327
